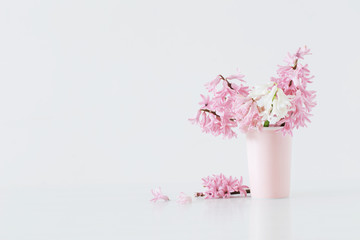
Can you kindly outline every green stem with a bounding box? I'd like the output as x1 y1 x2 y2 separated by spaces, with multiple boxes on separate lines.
264 120 270 127
272 90 278 101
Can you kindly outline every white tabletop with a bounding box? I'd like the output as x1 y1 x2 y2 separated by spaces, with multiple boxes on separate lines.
0 184 359 240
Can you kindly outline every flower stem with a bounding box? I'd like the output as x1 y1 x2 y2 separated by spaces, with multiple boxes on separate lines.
219 74 234 90
195 188 251 197
272 90 278 101
292 58 298 70
200 109 220 118
264 120 270 127
200 109 236 122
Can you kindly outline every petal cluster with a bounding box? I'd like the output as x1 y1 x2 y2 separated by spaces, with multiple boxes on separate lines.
190 46 316 137
189 73 262 139
201 174 249 199
272 46 317 135
253 85 293 124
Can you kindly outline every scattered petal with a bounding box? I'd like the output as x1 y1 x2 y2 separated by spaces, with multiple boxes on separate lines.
177 192 192 204
150 187 170 202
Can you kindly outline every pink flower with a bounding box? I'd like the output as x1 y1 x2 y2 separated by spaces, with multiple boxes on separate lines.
295 46 311 59
188 110 201 124
205 75 222 92
201 174 249 199
190 46 316 138
272 46 316 135
283 46 311 66
226 73 245 82
177 192 192 204
189 72 250 139
150 187 170 202
236 176 249 196
199 94 211 108
234 98 263 132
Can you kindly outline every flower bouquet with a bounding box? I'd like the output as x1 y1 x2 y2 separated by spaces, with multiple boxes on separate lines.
190 47 316 198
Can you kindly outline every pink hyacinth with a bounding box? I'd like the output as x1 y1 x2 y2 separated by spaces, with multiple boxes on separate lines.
189 73 252 139
190 46 316 138
201 174 249 199
150 187 170 202
234 97 263 133
177 192 192 204
236 176 249 196
272 46 316 135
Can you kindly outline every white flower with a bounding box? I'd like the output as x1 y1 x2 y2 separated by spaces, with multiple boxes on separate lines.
261 85 278 110
276 88 292 112
248 82 275 99
256 86 292 124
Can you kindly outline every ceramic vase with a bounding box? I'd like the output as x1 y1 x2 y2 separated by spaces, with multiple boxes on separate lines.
246 127 292 198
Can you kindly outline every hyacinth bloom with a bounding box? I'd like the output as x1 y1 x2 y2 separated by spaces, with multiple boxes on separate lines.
248 82 274 99
190 46 316 137
252 85 293 125
272 46 316 135
201 174 249 199
150 188 170 202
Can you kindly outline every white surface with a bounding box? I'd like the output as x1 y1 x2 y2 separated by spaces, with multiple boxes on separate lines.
0 184 359 239
0 0 360 239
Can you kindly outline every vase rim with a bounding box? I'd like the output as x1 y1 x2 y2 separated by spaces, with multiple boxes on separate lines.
248 127 283 132
261 127 283 130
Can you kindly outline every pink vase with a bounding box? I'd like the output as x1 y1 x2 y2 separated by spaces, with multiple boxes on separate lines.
246 127 292 198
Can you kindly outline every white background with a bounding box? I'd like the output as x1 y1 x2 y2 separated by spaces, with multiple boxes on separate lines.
0 0 360 239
